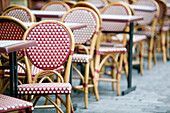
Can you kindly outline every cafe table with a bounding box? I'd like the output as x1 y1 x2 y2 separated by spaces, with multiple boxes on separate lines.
101 14 143 95
0 41 37 97
30 10 67 18
129 4 157 12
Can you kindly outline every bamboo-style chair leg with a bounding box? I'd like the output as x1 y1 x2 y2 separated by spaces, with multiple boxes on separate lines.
140 41 144 75
166 31 169 59
66 94 71 113
84 63 89 109
153 41 157 66
56 94 61 113
90 60 99 101
148 38 154 69
92 76 99 101
161 32 167 62
123 53 128 78
111 63 116 91
117 54 123 96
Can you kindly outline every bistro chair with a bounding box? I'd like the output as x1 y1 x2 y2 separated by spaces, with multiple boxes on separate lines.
94 2 134 96
110 3 147 75
18 20 75 113
133 0 160 69
2 5 36 22
41 1 70 21
154 0 169 62
61 7 100 108
0 16 28 93
0 94 33 113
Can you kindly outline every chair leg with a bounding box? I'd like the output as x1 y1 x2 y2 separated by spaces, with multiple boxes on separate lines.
123 53 128 78
166 31 169 59
84 63 89 109
140 41 144 75
111 63 116 91
148 38 154 69
90 60 99 101
117 54 123 96
66 94 71 113
161 32 167 62
56 95 61 113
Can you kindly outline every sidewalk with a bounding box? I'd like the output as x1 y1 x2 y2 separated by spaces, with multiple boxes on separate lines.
34 53 170 113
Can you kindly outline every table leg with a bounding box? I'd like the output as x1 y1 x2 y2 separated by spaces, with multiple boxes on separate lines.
9 51 18 97
122 22 136 95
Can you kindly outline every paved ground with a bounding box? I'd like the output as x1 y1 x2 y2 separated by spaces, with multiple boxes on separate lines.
34 53 170 113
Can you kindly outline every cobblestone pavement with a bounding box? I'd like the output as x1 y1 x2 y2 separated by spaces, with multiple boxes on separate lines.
34 53 170 113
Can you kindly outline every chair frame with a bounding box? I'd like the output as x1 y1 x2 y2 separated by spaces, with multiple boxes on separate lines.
61 7 100 108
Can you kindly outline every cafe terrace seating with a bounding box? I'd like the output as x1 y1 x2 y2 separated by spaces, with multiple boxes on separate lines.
132 0 160 69
61 7 100 109
111 2 147 75
18 20 75 113
41 1 70 21
2 5 36 22
0 16 28 93
154 0 169 62
94 2 130 96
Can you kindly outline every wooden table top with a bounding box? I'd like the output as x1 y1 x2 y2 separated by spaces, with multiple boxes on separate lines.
0 41 37 53
30 10 67 18
101 14 143 22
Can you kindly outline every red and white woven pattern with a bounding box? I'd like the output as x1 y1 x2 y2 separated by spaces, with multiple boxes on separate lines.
18 83 72 94
99 46 126 54
134 31 154 37
25 22 72 70
72 54 92 63
63 9 97 44
0 21 25 56
4 8 31 22
0 94 33 112
115 34 147 43
134 0 157 25
41 4 68 21
102 5 130 32
44 4 68 11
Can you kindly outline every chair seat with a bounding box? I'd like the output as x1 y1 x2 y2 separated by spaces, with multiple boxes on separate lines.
98 46 126 54
112 34 147 43
72 54 93 63
18 83 72 95
100 42 124 47
0 94 33 113
4 64 64 79
154 26 169 32
134 31 154 37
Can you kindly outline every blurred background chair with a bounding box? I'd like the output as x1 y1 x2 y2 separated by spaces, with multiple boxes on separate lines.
61 7 100 108
132 0 160 69
41 1 70 21
2 5 36 22
154 0 169 62
94 2 132 96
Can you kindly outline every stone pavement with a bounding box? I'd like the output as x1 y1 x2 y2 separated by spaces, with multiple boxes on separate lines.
34 53 170 113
